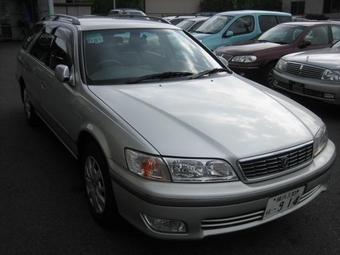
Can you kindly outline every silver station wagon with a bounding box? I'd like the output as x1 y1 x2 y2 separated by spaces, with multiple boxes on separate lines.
16 14 336 240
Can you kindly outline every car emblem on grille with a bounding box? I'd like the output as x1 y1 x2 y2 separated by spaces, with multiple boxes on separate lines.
299 64 304 75
279 156 290 169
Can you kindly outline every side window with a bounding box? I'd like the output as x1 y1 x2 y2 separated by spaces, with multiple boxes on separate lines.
331 25 340 42
49 36 72 71
228 16 254 36
304 26 329 45
30 32 54 65
259 15 278 32
278 16 292 23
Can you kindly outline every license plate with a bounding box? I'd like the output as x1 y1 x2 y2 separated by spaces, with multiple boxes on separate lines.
263 187 305 220
291 82 304 93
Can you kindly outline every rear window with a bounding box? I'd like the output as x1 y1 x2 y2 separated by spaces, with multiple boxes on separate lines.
278 15 292 23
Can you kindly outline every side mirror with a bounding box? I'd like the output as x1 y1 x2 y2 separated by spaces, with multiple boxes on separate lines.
224 31 234 38
55 64 70 83
298 40 311 48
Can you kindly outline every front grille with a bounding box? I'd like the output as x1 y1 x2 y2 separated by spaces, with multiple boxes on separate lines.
238 142 313 181
286 62 325 80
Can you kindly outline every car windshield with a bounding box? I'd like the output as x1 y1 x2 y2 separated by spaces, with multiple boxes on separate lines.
258 24 306 44
83 29 223 85
195 15 233 34
332 40 340 48
176 20 196 30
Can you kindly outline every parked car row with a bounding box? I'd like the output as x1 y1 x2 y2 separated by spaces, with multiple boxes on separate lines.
170 11 339 106
16 13 336 240
214 21 340 87
273 39 340 104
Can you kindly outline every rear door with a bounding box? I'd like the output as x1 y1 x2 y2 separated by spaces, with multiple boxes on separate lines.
24 28 54 110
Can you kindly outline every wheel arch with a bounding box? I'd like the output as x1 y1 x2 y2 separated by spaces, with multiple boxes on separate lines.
262 60 280 87
77 128 112 168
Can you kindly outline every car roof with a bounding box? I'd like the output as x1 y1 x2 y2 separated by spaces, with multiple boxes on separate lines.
184 17 210 21
279 21 340 26
108 8 146 15
40 15 177 31
216 10 292 16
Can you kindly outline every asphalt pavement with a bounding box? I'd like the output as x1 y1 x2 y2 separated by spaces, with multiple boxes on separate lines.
0 41 339 255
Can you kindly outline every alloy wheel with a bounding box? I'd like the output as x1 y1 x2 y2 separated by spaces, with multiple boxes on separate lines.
84 156 106 214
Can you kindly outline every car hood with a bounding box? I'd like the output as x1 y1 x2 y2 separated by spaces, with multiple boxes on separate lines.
216 42 282 54
283 47 340 69
192 32 214 40
89 75 320 159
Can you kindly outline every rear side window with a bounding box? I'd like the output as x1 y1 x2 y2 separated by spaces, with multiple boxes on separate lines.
228 16 254 35
259 15 278 32
278 16 292 23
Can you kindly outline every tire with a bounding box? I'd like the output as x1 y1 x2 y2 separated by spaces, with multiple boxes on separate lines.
23 86 40 126
263 62 277 88
81 141 120 227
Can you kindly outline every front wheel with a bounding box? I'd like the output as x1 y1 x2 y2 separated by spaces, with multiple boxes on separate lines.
23 87 39 126
263 62 277 88
81 141 120 227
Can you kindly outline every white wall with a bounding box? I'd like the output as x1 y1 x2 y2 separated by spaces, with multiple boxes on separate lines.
145 0 200 16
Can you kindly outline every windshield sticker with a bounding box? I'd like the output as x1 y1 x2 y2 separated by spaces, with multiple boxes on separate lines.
86 33 103 44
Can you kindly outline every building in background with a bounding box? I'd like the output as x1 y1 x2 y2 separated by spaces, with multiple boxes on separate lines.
144 0 200 16
282 0 340 19
0 0 91 41
1 0 339 41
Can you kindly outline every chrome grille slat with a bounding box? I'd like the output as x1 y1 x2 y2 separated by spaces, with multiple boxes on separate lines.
286 62 325 79
239 142 313 180
201 210 264 229
299 185 321 203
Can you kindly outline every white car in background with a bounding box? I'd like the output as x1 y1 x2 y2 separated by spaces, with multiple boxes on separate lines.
176 16 209 32
274 40 340 104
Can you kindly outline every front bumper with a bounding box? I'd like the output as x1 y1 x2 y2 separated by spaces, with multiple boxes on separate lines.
228 65 261 83
108 140 336 240
273 70 340 105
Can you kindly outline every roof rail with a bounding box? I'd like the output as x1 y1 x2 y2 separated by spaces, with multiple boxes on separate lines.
41 14 81 25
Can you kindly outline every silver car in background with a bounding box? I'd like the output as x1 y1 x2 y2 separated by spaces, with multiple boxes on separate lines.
273 40 340 104
16 14 336 240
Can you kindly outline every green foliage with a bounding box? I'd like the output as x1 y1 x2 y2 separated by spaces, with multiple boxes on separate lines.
91 0 144 16
200 0 283 12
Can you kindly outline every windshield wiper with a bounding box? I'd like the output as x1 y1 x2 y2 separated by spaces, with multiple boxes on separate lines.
126 72 193 84
190 68 230 79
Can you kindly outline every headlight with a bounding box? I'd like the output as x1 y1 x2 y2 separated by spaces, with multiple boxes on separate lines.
313 123 328 157
276 59 287 71
125 150 171 182
164 158 238 182
125 149 238 182
231 55 257 63
321 69 340 81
